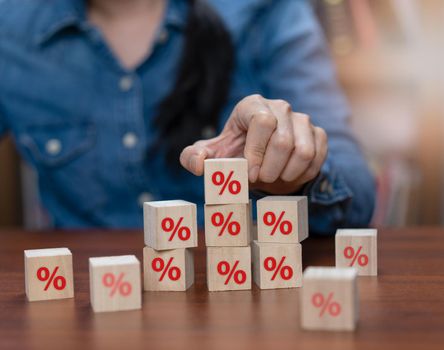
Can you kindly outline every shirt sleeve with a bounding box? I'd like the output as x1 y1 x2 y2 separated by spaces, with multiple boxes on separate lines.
256 0 376 235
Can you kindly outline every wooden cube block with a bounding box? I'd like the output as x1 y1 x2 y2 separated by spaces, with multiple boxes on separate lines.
24 248 74 302
204 158 249 204
144 200 198 250
335 229 378 276
143 247 194 291
300 267 359 331
252 241 302 289
207 246 251 291
89 255 141 313
204 203 251 247
257 196 308 243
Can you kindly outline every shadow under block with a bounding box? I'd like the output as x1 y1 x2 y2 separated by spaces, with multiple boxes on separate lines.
207 246 251 292
143 247 194 291
335 229 378 276
252 241 302 289
24 248 74 302
204 158 249 205
301 267 359 331
257 196 308 243
89 255 141 313
144 200 198 250
204 203 251 247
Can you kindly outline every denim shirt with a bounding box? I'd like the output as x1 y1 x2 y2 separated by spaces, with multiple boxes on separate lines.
0 0 375 232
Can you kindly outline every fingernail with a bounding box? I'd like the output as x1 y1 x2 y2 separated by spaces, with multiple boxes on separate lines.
249 166 260 183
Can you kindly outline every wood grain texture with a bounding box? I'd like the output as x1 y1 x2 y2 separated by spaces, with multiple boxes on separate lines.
0 228 444 349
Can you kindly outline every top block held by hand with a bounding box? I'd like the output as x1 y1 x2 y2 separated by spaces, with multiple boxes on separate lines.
204 158 249 205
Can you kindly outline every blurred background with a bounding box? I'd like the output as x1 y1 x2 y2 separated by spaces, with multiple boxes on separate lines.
0 0 442 228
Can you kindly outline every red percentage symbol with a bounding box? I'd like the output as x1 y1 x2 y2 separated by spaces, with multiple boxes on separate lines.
211 212 241 236
37 266 66 291
161 217 191 241
263 211 292 235
263 256 293 281
311 292 341 317
102 272 132 297
212 171 241 195
217 260 247 285
344 246 369 267
151 257 181 281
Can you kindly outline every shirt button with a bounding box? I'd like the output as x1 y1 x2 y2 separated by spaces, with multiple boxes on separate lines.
122 132 138 149
201 125 216 139
320 179 329 193
119 76 133 92
138 192 154 207
157 29 169 44
45 139 62 156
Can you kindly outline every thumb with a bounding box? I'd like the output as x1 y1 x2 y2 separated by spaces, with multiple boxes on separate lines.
179 139 216 176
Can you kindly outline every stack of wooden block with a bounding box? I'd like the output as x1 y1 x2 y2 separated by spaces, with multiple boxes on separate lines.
143 200 198 291
203 158 252 291
252 196 308 289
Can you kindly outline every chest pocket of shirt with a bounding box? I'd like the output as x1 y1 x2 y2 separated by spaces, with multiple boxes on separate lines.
17 122 107 220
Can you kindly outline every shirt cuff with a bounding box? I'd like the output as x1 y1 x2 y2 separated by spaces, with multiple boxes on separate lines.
302 158 353 206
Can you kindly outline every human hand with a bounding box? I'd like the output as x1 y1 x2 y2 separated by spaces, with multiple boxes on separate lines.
180 95 328 194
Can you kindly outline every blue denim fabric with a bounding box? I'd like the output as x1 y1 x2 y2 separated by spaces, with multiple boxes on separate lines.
0 0 375 232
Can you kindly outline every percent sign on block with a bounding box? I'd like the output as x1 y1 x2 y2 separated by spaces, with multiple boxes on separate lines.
152 257 181 281
217 260 247 285
161 217 191 241
102 272 132 297
37 266 66 291
212 212 241 236
212 171 241 195
263 211 292 235
312 292 341 317
344 246 369 267
263 256 293 281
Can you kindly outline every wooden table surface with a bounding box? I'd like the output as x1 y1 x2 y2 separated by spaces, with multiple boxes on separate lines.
0 228 443 350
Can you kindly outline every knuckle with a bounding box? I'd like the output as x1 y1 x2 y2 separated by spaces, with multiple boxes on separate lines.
297 144 315 162
253 111 277 130
272 133 294 153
